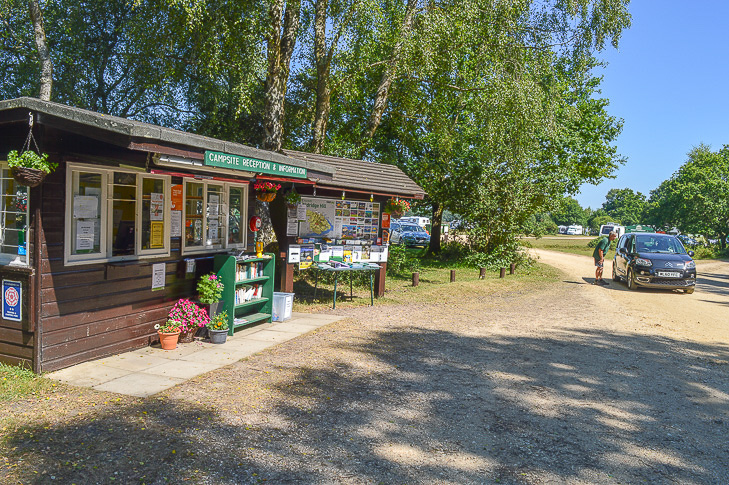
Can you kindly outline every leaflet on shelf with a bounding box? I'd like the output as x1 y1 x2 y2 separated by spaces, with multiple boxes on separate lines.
234 284 264 305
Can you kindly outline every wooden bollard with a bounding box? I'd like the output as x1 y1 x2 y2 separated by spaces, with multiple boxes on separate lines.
510 263 516 275
450 270 456 282
412 272 419 287
499 267 506 278
479 267 486 279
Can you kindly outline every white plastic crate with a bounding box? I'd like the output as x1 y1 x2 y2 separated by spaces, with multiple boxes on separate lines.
272 292 294 322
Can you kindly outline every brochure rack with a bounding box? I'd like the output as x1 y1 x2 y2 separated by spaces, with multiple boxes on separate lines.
214 253 275 335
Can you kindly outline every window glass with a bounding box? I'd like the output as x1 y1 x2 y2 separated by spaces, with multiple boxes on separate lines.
71 171 102 256
0 168 29 263
141 177 165 251
206 184 224 246
228 186 244 245
111 172 137 256
185 182 204 248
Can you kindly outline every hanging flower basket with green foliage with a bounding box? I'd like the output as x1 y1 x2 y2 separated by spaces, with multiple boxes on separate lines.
7 150 57 187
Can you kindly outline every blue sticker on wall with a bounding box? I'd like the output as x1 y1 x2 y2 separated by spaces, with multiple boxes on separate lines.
2 280 22 322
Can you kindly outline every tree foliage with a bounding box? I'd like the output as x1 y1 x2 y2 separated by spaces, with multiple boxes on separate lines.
601 187 646 226
648 145 729 248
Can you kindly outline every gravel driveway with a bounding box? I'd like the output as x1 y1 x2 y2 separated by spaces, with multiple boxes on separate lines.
3 253 729 484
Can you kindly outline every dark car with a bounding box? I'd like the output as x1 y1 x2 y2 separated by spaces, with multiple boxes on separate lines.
612 233 696 294
390 223 430 248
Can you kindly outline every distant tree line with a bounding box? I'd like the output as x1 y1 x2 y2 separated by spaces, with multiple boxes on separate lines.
527 144 729 249
1 0 632 259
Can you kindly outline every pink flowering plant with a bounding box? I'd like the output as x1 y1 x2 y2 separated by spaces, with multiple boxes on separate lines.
253 181 281 193
168 298 210 333
385 198 411 213
197 273 224 304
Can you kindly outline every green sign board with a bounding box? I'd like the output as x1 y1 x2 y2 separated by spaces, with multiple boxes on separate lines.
204 151 307 179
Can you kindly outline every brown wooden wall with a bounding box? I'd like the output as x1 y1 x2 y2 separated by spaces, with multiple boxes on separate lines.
0 267 34 369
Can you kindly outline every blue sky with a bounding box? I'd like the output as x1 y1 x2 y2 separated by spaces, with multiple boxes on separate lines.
575 1 729 210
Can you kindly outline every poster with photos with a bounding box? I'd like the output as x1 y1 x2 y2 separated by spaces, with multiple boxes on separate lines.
300 197 380 241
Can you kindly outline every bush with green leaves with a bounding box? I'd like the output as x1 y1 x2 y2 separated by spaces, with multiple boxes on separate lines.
587 236 617 249
385 245 421 275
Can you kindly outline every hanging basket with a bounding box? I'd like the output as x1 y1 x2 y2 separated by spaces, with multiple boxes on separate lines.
11 166 47 188
256 191 277 202
388 209 403 219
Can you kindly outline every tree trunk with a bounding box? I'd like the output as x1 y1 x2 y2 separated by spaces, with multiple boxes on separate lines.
28 0 52 101
427 202 444 255
311 0 331 153
263 0 301 152
359 0 417 157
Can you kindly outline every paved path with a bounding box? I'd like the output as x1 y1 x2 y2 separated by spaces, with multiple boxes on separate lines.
47 312 343 397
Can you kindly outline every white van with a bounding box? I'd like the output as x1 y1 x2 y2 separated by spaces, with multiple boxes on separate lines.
566 225 583 235
398 216 430 228
599 223 625 238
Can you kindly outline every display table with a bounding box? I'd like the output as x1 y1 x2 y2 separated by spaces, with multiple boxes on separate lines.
312 262 381 309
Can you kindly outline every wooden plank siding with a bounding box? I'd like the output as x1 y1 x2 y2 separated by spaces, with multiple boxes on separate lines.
0 269 34 369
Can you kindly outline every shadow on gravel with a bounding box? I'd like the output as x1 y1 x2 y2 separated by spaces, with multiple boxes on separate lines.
4 329 729 484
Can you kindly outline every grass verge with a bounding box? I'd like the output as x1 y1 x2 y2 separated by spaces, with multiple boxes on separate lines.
0 363 53 402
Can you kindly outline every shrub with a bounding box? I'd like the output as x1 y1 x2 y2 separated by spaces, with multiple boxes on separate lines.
386 245 421 275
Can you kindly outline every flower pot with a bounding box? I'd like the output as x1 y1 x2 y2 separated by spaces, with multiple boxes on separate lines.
286 203 298 211
208 328 228 344
178 328 197 343
198 300 224 318
11 167 46 188
158 330 181 350
256 191 276 202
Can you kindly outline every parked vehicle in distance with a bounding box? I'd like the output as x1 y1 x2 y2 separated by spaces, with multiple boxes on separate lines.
566 225 583 235
558 225 568 234
390 223 431 248
599 223 625 238
625 224 655 233
612 233 696 294
677 234 699 247
398 216 430 229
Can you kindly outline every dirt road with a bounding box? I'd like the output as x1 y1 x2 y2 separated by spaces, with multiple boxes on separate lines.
534 249 729 345
3 252 729 484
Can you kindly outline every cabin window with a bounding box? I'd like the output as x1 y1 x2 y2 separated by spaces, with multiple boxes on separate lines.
182 180 248 254
0 166 30 266
65 164 170 264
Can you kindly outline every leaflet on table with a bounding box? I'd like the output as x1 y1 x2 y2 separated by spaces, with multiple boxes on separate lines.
370 245 388 262
316 246 332 262
331 245 344 261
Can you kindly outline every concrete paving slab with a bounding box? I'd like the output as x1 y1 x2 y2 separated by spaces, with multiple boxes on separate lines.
217 339 275 356
244 329 304 343
268 322 325 334
140 360 220 379
93 373 184 397
99 354 172 372
177 347 251 366
48 364 133 387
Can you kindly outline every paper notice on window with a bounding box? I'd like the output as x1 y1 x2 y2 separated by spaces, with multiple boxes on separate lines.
75 220 95 250
73 195 98 219
287 218 298 236
208 219 219 240
170 210 182 237
208 194 220 215
150 221 164 248
150 193 164 221
152 263 166 290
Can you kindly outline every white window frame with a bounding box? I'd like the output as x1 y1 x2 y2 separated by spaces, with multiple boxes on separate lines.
0 163 30 267
182 179 248 255
65 163 171 265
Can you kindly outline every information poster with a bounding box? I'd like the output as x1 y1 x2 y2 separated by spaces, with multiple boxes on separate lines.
73 195 98 219
287 205 298 236
299 197 380 241
151 263 166 290
299 245 314 269
150 193 164 221
76 220 95 250
288 245 301 263
171 184 183 210
171 210 182 237
150 221 164 248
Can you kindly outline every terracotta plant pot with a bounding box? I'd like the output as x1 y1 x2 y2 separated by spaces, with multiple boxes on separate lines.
208 328 228 344
158 330 181 350
256 191 276 202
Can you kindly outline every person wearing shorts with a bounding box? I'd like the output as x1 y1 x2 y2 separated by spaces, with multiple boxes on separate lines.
592 231 617 285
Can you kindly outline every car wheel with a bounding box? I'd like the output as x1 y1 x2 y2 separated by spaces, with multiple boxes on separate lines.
685 287 695 294
626 268 637 290
612 262 621 282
